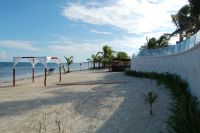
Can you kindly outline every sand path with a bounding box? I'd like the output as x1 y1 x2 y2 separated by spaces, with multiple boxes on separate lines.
0 70 171 133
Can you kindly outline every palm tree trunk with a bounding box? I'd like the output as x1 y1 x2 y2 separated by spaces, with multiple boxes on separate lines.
67 65 69 72
179 32 183 42
150 105 153 116
93 62 95 68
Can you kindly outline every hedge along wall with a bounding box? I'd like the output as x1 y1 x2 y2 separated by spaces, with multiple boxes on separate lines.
131 43 200 101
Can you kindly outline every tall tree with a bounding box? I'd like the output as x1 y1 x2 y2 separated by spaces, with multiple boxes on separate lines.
64 56 73 73
146 37 158 49
101 45 113 67
116 51 129 59
157 34 169 47
171 5 191 41
171 4 199 41
96 55 102 68
188 0 200 32
87 58 91 69
91 54 98 68
103 45 112 59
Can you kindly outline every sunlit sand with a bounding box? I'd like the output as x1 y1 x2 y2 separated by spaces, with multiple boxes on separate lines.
0 70 170 133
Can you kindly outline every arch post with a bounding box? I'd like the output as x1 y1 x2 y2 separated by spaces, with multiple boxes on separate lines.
44 68 47 86
13 68 15 86
32 68 35 83
59 66 61 82
32 58 35 83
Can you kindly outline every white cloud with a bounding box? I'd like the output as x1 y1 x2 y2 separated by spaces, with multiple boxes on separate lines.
90 29 112 35
0 40 41 51
49 41 100 62
62 0 188 34
59 0 189 59
0 51 6 59
48 35 145 62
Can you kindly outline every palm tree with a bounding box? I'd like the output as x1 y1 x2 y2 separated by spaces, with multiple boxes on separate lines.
96 55 102 68
64 56 73 73
141 91 159 116
171 5 195 41
157 34 169 47
91 54 98 68
87 58 91 69
102 45 113 67
103 45 112 58
188 0 200 32
116 51 129 59
146 37 158 49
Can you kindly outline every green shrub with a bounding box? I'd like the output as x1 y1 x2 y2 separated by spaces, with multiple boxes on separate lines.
125 70 200 133
141 91 159 116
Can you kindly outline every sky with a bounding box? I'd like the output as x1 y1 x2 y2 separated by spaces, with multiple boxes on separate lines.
0 0 188 62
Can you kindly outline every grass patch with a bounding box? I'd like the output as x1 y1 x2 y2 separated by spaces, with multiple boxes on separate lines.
125 70 200 133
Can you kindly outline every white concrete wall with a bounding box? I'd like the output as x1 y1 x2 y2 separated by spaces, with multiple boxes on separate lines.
131 43 200 100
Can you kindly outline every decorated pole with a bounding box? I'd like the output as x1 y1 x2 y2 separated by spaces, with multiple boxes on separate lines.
13 57 16 87
13 68 15 86
59 66 61 82
32 59 35 83
44 68 47 86
44 57 47 86
32 68 35 83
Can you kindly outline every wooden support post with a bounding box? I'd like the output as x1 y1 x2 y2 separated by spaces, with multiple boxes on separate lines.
32 68 35 83
13 68 15 86
59 66 61 82
44 68 47 86
32 58 35 83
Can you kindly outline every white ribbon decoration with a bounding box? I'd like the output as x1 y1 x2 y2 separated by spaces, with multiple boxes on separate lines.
46 57 60 65
13 57 23 68
37 57 47 68
13 56 60 68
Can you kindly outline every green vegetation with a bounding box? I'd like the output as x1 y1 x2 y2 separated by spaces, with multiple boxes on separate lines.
116 51 129 59
64 56 73 73
146 37 158 49
144 0 200 50
141 91 159 116
146 34 170 49
88 45 129 69
125 70 200 133
90 54 98 68
101 45 113 68
171 0 200 41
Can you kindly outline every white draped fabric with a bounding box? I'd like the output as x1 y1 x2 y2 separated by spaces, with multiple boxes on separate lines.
13 57 23 67
13 56 60 68
47 57 60 65
37 57 47 68
13 56 61 86
27 58 39 68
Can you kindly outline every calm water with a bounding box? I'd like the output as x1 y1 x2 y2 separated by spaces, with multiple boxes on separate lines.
0 62 89 82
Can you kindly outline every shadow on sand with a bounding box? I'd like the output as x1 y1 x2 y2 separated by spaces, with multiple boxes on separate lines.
0 71 165 133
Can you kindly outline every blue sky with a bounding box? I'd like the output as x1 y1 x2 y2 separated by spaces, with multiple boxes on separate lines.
0 0 187 62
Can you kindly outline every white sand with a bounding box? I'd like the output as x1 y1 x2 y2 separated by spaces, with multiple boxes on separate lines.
0 69 171 133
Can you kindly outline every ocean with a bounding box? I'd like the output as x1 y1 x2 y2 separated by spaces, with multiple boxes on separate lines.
0 62 90 82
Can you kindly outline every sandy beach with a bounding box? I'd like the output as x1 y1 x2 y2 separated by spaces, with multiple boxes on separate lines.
0 69 171 133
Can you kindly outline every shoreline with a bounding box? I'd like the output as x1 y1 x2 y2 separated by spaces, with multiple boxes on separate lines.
0 62 90 83
0 68 91 84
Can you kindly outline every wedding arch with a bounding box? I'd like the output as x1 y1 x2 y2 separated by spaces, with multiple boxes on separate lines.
13 56 61 86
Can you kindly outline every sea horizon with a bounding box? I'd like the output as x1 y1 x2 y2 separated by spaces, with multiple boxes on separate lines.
0 62 90 82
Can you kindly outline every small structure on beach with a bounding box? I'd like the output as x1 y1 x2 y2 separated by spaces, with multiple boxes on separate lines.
13 56 61 86
111 58 131 72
